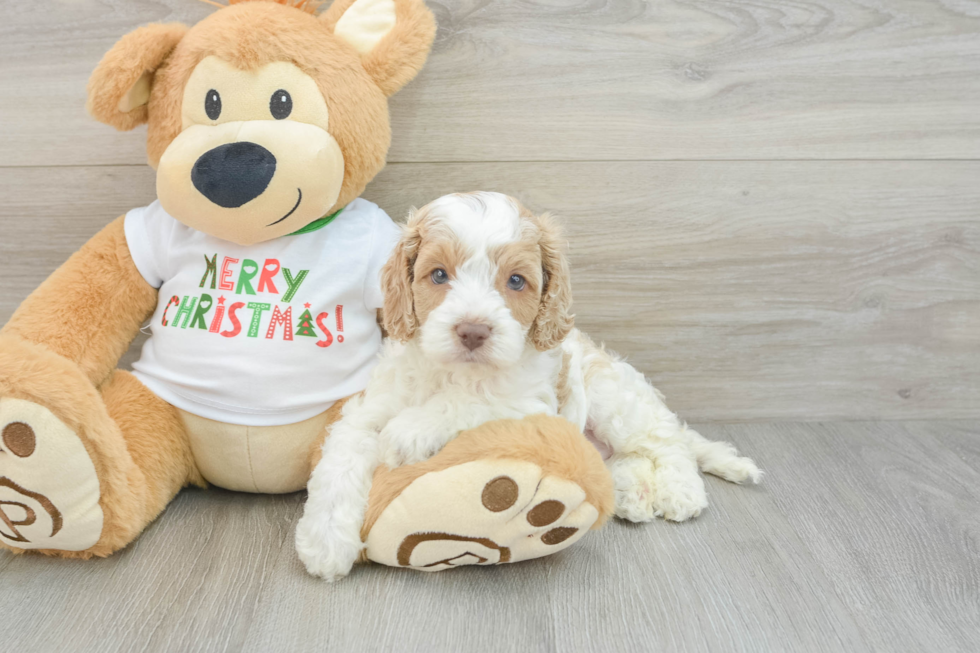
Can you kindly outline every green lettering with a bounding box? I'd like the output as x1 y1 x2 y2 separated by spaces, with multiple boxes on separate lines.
189 294 213 329
236 259 259 295
199 254 218 289
281 268 309 303
246 302 271 338
172 295 198 329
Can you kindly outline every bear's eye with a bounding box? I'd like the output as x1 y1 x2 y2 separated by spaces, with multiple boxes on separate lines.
507 274 526 291
270 89 292 120
205 89 221 121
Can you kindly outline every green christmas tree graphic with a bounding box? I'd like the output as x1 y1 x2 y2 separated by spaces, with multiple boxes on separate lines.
295 308 318 337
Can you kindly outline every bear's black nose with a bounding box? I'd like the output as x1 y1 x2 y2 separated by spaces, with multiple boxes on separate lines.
191 142 277 208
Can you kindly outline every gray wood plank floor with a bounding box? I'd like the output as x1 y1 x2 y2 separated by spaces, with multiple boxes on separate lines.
1 421 977 653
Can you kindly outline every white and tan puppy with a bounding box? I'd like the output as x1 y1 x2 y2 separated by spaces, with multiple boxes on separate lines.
296 192 760 580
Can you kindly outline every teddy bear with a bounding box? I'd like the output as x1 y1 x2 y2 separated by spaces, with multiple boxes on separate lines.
0 0 614 571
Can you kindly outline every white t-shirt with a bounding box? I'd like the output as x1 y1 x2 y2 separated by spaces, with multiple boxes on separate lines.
124 198 400 426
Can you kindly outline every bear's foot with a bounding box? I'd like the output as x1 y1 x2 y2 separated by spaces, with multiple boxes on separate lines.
360 415 614 573
0 398 104 553
366 459 600 571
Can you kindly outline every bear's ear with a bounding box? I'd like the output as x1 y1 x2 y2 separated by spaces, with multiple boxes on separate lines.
86 23 187 131
321 0 436 96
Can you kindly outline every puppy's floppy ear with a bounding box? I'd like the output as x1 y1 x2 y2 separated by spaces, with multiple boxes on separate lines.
380 212 424 341
321 0 436 96
529 213 574 351
87 23 187 131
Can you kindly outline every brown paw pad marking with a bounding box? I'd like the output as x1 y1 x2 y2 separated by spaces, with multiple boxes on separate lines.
2 422 36 458
0 478 62 544
397 532 511 567
541 527 578 545
527 500 564 527
481 476 519 512
479 477 578 546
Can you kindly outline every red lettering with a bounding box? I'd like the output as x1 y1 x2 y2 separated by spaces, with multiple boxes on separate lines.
316 312 333 348
257 259 280 294
219 256 238 291
220 302 245 337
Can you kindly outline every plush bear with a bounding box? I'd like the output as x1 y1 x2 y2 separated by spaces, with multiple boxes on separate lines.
0 0 613 569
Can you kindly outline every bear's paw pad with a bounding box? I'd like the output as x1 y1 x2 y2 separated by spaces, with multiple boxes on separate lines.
0 398 103 552
366 459 598 572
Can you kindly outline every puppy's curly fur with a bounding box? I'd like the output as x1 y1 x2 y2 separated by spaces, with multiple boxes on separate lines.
297 192 761 580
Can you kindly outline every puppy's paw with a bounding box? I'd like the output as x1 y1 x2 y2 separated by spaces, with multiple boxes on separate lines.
610 455 658 522
651 465 708 522
295 512 363 582
382 436 438 469
614 483 657 523
380 410 456 468
609 454 708 523
652 488 708 522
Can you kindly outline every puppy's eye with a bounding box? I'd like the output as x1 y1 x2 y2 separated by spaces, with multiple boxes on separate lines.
430 269 449 285
205 89 221 120
507 274 526 291
270 89 292 120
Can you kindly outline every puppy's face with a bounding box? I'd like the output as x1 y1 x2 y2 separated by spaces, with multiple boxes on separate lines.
381 193 573 368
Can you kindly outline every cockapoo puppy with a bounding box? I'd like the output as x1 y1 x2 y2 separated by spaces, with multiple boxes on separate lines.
296 192 761 580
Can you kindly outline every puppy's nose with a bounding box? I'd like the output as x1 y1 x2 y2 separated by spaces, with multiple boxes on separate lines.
456 322 491 351
191 142 277 208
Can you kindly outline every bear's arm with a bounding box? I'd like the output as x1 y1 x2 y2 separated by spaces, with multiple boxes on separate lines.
2 216 158 387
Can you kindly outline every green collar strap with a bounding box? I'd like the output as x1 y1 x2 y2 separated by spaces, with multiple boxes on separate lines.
288 206 345 236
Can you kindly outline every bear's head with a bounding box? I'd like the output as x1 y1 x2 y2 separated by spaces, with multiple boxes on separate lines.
87 0 435 245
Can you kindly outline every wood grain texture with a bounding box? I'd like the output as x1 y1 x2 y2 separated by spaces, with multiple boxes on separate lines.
734 421 980 653
2 162 977 421
0 421 977 653
2 0 980 167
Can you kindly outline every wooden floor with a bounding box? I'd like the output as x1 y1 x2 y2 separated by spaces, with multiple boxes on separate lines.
2 0 980 651
1 421 977 653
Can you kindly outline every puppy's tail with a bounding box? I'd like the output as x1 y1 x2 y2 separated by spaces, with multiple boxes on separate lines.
686 427 763 485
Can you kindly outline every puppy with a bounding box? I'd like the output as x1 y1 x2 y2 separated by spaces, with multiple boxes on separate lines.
296 192 760 580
